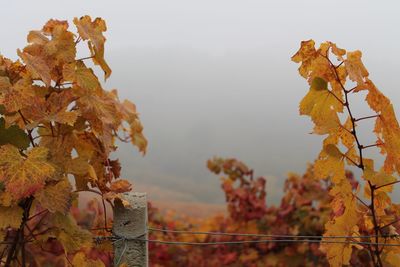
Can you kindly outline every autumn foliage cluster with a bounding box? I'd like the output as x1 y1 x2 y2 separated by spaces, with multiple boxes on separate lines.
0 16 146 266
2 16 400 267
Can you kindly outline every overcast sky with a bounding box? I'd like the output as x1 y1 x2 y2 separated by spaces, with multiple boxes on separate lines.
1 1 400 205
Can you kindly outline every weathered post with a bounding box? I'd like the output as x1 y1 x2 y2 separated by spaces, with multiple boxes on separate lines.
113 192 148 267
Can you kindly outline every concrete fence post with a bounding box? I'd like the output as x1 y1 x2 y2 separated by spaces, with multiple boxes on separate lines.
113 192 148 267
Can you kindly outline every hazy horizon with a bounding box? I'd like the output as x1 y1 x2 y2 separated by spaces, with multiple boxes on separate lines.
1 1 400 208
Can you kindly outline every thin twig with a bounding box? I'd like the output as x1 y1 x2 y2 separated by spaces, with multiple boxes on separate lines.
354 115 380 122
375 180 400 190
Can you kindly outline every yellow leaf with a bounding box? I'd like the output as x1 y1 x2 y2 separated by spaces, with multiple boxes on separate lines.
72 252 105 267
291 39 318 78
89 42 112 81
2 77 41 113
345 50 369 86
299 77 342 134
50 213 92 254
314 144 345 183
339 117 355 149
365 79 390 113
42 19 69 34
363 158 397 193
130 119 148 155
63 61 100 91
322 191 360 267
0 76 11 90
0 145 55 200
331 43 346 60
17 49 51 87
74 16 111 79
374 104 400 174
0 205 23 229
110 179 132 193
24 90 79 126
43 22 76 64
384 251 400 267
119 100 148 154
27 30 49 45
88 165 98 181
66 157 91 176
35 179 72 214
0 191 13 206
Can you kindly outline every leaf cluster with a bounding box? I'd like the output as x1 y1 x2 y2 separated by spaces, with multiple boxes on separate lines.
0 16 147 265
292 40 400 266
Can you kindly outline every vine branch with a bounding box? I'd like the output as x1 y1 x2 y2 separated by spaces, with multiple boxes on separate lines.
325 52 384 267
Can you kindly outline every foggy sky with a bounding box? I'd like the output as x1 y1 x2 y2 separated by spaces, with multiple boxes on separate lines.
1 1 400 205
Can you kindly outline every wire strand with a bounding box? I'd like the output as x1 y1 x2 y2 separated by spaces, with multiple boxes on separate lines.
148 227 400 240
104 236 400 247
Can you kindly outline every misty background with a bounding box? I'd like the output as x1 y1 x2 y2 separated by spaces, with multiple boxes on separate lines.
1 1 400 209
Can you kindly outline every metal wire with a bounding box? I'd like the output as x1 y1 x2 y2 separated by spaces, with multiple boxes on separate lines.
93 231 400 247
148 227 400 240
103 236 400 247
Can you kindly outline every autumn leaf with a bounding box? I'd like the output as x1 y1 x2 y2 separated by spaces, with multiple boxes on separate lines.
72 252 105 267
0 190 12 207
0 205 23 229
374 104 400 174
24 90 79 127
345 50 369 86
119 99 148 154
50 213 92 254
17 49 51 87
43 21 76 64
291 39 318 78
73 16 111 79
0 145 55 200
63 61 100 91
0 117 30 149
109 159 121 178
0 76 11 90
35 179 73 214
299 77 342 134
110 179 132 193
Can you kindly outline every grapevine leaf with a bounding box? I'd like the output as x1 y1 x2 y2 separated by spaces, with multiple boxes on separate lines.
291 39 317 78
63 61 100 91
66 157 91 176
121 100 148 154
0 76 11 90
0 145 55 200
110 179 132 193
0 105 5 114
43 20 76 64
0 205 23 229
35 179 72 214
0 117 30 149
314 144 345 183
25 90 79 127
299 77 342 134
17 49 51 87
0 191 12 206
345 50 369 86
365 79 390 113
109 159 121 178
363 159 396 192
375 104 400 174
322 182 361 267
72 252 105 267
73 15 111 79
50 213 92 254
